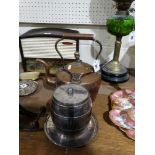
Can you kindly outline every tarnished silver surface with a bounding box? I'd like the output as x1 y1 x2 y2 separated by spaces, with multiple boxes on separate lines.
45 84 98 147
51 84 92 132
53 84 89 106
19 80 38 96
44 114 98 148
51 110 91 132
51 97 92 117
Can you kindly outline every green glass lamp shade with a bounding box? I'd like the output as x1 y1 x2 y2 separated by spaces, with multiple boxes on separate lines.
107 15 134 36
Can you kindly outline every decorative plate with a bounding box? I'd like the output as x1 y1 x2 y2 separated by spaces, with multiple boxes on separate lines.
19 80 38 96
109 109 135 130
109 89 135 140
110 89 135 110
119 127 135 140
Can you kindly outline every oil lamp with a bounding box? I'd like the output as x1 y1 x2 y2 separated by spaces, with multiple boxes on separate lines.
101 0 135 83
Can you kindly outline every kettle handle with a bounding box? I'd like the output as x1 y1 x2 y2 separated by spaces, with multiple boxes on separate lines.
55 33 102 68
63 33 94 40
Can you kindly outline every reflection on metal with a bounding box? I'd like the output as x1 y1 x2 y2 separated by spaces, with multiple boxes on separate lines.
44 114 98 148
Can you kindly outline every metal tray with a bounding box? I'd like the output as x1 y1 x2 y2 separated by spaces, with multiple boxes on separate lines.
44 114 98 148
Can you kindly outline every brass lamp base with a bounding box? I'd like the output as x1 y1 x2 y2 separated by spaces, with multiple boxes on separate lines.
101 61 129 83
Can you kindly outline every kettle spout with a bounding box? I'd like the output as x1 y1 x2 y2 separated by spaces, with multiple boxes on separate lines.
36 58 50 75
36 58 56 85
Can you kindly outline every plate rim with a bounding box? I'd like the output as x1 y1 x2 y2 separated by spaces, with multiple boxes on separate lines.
19 80 38 96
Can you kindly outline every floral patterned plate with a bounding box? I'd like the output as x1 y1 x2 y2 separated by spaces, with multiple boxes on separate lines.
109 89 135 140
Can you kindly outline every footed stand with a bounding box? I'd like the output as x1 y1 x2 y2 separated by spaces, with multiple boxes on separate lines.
101 36 129 83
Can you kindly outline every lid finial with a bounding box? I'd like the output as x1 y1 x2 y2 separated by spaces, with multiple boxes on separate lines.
67 88 74 96
74 51 80 62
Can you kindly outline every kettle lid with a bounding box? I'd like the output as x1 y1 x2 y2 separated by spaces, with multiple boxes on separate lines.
57 52 94 83
64 51 93 75
64 60 93 75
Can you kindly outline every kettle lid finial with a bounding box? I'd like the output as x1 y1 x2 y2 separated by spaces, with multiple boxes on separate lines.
74 51 80 62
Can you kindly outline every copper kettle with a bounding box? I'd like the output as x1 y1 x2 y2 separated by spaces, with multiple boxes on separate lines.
36 33 102 102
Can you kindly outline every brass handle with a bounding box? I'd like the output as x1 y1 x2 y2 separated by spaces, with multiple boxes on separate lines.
55 34 102 68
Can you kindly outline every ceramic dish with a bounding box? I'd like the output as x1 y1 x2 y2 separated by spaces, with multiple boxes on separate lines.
19 80 38 96
109 89 135 140
119 127 135 140
109 109 135 130
110 89 135 110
